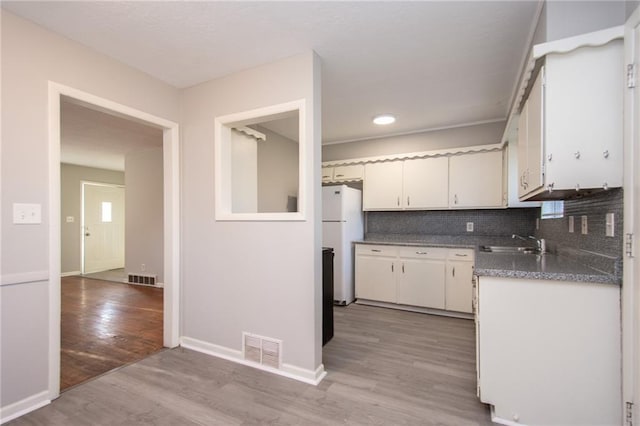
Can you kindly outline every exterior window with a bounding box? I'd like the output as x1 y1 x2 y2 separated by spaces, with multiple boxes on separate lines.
541 200 564 219
101 201 112 222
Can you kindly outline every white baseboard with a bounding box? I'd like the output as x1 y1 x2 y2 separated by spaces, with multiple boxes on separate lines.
490 406 527 426
180 336 326 386
60 270 80 277
355 299 473 320
0 390 50 424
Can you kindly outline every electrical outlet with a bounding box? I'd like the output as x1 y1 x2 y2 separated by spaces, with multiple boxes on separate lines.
605 213 615 237
141 264 146 272
568 216 574 233
466 222 474 232
581 215 588 235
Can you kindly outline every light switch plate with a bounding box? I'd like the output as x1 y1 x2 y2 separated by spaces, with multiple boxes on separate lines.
13 203 42 224
605 213 615 237
568 216 574 233
581 215 588 235
66 216 75 223
466 222 474 232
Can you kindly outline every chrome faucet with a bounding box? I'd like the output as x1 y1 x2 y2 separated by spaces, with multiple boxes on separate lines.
512 234 546 253
529 236 546 254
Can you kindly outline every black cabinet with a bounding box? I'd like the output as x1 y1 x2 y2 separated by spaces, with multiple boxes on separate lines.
322 248 334 346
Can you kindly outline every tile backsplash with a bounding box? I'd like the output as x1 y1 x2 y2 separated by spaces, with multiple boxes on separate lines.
365 188 624 277
536 188 623 275
366 208 538 237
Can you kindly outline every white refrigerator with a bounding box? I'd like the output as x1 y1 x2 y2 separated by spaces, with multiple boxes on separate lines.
322 185 364 305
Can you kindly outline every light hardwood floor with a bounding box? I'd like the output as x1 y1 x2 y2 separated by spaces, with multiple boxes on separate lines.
10 304 492 425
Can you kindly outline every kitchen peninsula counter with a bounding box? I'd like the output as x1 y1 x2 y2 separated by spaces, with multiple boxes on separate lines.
357 234 620 285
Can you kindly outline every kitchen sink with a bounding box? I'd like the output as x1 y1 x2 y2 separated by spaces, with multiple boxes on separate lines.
479 245 541 254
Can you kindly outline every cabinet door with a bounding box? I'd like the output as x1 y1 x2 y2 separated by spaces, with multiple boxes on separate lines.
445 261 474 313
397 259 445 309
449 151 503 208
403 157 449 209
321 167 333 183
355 256 396 303
363 162 403 210
333 164 364 182
525 69 544 194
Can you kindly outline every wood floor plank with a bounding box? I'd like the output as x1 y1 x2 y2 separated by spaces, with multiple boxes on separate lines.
11 304 492 425
60 276 164 391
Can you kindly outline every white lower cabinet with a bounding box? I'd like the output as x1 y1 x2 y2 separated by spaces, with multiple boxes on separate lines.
356 244 474 313
445 249 474 313
397 247 447 309
354 245 398 303
476 276 621 425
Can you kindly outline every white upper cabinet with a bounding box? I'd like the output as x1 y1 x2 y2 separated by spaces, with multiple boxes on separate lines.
363 162 403 210
362 150 504 211
518 37 623 200
403 157 449 209
322 164 364 183
449 151 504 208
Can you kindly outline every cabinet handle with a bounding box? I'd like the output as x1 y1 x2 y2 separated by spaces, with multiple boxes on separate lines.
397 196 400 206
371 249 381 252
416 251 428 255
407 196 410 206
391 263 394 272
454 194 458 204
452 266 456 278
455 253 468 257
335 174 344 177
402 264 405 273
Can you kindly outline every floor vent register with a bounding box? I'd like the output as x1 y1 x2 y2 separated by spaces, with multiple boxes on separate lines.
127 273 157 286
242 332 282 369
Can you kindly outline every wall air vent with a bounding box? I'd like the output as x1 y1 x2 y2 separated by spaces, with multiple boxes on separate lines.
242 332 282 369
127 273 157 286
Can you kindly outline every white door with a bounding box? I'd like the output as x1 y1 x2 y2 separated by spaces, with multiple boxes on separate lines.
83 183 125 274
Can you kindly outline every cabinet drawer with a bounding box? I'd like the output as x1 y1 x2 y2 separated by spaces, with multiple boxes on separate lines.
355 244 398 257
448 249 474 261
399 246 447 260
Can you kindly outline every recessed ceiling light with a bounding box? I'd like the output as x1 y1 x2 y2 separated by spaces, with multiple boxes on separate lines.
373 114 396 125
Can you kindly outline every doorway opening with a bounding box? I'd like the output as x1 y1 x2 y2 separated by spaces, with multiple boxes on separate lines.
49 82 180 399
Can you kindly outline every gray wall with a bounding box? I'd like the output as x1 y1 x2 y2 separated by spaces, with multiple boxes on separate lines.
1 11 179 409
125 147 164 283
322 121 505 162
180 52 323 373
544 1 626 42
257 126 299 213
60 164 125 274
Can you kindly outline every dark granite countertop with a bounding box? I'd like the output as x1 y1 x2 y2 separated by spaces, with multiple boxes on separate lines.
356 234 620 285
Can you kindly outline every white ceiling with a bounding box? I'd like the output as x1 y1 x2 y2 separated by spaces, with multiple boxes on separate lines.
4 1 541 144
61 99 163 171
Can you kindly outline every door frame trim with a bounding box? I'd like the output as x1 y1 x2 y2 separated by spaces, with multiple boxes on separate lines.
48 82 181 400
624 7 640 421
